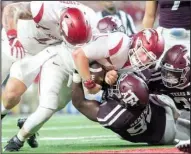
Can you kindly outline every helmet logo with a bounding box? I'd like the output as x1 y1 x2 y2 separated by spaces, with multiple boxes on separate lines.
119 74 139 107
61 20 69 37
143 29 152 42
121 89 139 107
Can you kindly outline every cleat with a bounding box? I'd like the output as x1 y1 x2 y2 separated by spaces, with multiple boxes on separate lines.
27 133 39 148
17 118 39 148
1 114 6 119
176 139 191 153
4 135 24 152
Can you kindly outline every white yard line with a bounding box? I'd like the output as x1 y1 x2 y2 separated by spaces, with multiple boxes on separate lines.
39 135 116 140
2 135 118 143
2 125 102 132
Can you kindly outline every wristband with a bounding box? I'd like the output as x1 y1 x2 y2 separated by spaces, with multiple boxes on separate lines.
83 79 96 89
7 29 17 40
72 72 82 83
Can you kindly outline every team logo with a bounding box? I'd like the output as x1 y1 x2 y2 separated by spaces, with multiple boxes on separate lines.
61 21 69 37
121 89 139 107
143 29 153 42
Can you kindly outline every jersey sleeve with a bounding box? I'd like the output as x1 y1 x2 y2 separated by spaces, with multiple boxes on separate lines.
30 1 83 23
83 32 131 61
82 34 110 60
30 1 45 23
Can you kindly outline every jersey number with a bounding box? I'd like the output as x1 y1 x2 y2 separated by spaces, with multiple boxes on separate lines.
126 106 152 136
171 1 181 11
174 97 190 110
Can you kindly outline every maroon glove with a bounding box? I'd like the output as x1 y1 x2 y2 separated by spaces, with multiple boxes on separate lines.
7 29 25 59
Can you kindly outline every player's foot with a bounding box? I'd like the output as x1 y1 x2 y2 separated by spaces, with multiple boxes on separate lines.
175 139 191 153
17 118 39 148
1 114 6 119
4 135 24 152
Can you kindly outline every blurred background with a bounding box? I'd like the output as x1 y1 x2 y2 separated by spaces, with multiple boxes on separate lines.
1 1 159 115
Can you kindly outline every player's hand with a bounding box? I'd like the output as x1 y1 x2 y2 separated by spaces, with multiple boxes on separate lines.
87 83 102 94
105 70 118 85
83 79 102 94
7 29 25 59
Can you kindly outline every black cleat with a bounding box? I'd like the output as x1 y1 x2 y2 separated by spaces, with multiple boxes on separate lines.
1 114 6 119
17 118 39 148
4 135 24 152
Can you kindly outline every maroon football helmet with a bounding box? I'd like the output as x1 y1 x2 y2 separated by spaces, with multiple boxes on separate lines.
108 73 149 109
129 28 164 71
60 8 92 48
97 16 126 34
160 45 190 88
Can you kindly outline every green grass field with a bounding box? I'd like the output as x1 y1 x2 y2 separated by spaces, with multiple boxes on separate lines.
2 114 181 153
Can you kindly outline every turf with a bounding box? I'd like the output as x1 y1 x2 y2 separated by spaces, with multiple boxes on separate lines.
2 114 177 153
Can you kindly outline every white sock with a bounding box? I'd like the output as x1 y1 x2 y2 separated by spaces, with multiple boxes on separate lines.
17 131 26 142
1 101 10 115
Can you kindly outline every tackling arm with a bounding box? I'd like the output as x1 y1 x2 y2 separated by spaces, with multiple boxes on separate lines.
72 80 100 122
142 1 158 28
2 2 32 32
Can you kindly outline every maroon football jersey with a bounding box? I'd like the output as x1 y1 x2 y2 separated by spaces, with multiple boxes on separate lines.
97 98 166 144
158 0 191 30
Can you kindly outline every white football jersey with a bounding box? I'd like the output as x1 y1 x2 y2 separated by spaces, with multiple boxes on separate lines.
82 32 132 70
30 1 99 45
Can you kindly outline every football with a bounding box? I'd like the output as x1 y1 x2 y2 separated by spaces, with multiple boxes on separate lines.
89 61 106 86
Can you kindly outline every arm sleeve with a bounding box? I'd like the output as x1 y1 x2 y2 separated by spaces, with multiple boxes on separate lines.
82 35 110 60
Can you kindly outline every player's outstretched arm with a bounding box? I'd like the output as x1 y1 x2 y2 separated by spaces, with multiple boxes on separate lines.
72 48 102 94
2 2 32 32
142 1 158 29
72 72 99 122
72 35 110 94
72 48 91 81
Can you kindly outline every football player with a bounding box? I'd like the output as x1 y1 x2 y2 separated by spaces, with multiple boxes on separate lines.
2 13 126 152
1 1 97 117
3 13 126 152
72 28 164 95
148 45 190 152
2 1 98 151
149 45 190 111
71 63 189 145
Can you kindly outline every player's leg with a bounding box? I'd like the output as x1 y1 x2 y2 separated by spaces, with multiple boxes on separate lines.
4 47 71 151
175 115 190 140
175 110 190 153
1 22 48 119
158 105 177 145
21 54 72 135
159 105 190 145
1 28 21 118
1 48 57 119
